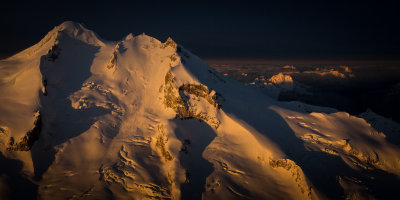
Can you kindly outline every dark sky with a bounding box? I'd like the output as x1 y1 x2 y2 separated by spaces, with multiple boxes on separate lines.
1 0 399 60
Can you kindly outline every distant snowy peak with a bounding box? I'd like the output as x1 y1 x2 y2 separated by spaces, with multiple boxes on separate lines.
300 65 355 79
268 73 294 90
247 73 296 99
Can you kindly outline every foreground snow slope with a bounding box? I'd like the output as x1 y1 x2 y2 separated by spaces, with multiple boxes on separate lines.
0 21 399 200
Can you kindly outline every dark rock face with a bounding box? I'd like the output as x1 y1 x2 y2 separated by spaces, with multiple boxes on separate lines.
7 113 42 151
162 71 221 128
47 43 61 62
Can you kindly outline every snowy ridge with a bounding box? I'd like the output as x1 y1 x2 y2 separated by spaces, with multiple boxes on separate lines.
0 22 399 200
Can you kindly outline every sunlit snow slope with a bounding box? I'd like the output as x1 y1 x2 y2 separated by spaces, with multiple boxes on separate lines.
0 22 399 200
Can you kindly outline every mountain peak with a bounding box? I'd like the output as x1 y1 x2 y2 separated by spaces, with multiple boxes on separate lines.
54 21 105 46
124 33 134 40
57 21 82 31
162 37 177 50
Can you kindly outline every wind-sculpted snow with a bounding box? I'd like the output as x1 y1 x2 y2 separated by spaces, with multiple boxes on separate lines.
273 108 400 175
0 21 399 200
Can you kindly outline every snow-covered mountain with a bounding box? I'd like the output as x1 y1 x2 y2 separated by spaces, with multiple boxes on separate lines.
0 21 399 200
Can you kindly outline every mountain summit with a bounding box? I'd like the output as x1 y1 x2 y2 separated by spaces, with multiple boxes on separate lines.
0 22 399 200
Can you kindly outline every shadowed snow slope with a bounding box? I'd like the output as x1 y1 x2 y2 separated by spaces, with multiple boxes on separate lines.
0 21 399 200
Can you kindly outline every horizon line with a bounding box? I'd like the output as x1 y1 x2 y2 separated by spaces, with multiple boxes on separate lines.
203 58 400 65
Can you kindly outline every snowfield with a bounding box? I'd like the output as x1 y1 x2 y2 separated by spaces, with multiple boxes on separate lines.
0 21 399 200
